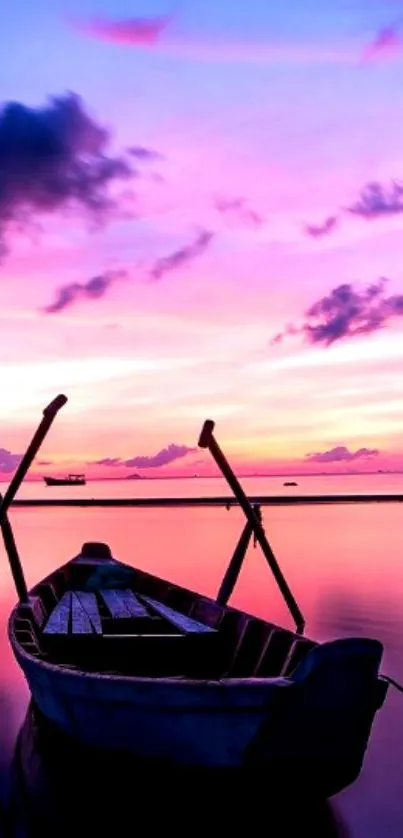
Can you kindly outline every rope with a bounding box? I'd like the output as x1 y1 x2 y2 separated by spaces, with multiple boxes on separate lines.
382 674 403 693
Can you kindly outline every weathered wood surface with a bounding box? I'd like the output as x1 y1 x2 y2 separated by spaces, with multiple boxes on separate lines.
71 594 93 634
117 589 149 618
73 592 102 634
142 597 217 634
100 588 148 619
43 593 71 635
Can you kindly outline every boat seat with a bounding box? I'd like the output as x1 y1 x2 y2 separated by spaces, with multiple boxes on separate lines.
40 587 219 677
42 589 218 639
100 589 149 620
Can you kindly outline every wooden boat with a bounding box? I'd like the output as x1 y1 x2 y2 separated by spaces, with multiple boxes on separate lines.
43 474 86 486
0 399 391 799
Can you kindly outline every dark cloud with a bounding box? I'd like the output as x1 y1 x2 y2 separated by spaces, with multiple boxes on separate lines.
150 230 214 281
43 269 127 313
0 448 22 473
215 196 264 228
37 459 53 466
306 446 379 464
74 15 171 46
0 91 133 258
347 181 403 219
271 279 403 347
303 215 338 238
94 444 195 469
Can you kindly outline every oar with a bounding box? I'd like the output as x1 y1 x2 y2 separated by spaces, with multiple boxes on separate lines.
0 394 67 602
217 505 261 606
198 419 305 634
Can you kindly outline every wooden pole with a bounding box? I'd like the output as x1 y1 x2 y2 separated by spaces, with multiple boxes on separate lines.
216 505 261 606
0 395 67 517
0 394 67 602
0 500 28 602
199 420 305 634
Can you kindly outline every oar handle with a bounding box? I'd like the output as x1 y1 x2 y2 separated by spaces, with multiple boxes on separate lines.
0 394 67 520
43 394 68 418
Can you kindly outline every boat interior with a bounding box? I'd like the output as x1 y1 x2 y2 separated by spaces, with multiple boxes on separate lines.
12 543 317 681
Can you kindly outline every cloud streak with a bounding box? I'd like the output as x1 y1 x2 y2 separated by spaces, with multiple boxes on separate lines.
215 196 264 228
306 446 379 464
149 229 214 281
74 14 172 46
43 270 127 313
303 215 339 238
42 228 214 313
0 92 133 259
95 443 195 469
73 14 369 67
272 279 403 347
361 23 403 63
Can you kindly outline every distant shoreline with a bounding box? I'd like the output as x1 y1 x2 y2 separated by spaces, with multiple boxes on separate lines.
4 470 403 484
9 493 403 508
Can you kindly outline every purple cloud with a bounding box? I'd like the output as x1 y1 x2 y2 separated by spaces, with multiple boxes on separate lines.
306 446 379 464
303 215 338 238
74 14 171 46
150 230 214 281
127 146 163 162
43 269 127 313
0 448 22 473
215 196 264 228
43 230 214 313
272 279 403 347
0 92 133 258
94 443 195 469
347 181 403 219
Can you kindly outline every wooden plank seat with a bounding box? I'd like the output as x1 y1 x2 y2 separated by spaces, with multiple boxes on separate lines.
40 588 220 677
43 592 72 636
141 597 217 634
42 589 218 638
100 589 149 620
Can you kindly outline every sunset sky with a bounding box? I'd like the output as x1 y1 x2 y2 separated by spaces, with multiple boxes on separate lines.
1 0 403 478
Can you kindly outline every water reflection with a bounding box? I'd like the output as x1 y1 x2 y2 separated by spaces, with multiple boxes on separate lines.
1 500 403 836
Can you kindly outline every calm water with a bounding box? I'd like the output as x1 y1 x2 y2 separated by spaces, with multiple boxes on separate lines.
1 474 403 835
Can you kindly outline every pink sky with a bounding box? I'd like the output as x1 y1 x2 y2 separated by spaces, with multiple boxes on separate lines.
1 2 403 480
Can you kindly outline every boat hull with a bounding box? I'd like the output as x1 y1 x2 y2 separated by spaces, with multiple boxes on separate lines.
12 634 387 797
14 644 287 767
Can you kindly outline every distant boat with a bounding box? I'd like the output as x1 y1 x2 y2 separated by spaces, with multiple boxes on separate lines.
43 474 86 487
284 481 298 487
